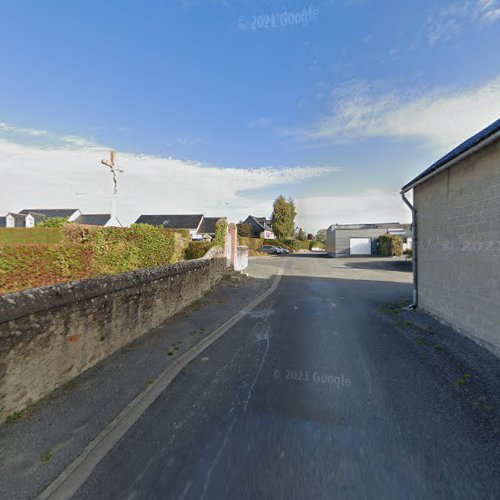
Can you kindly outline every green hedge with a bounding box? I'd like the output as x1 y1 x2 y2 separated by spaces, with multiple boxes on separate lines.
238 236 264 250
36 217 68 228
213 219 227 248
0 228 63 245
0 244 94 294
266 239 296 251
379 234 403 257
184 241 213 260
163 228 190 239
0 224 188 294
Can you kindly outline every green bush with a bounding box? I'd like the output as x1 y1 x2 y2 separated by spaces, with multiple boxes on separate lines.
295 240 310 250
271 239 298 251
308 241 325 250
0 228 63 245
0 224 188 294
236 222 253 238
213 219 228 248
0 243 94 294
379 234 403 257
238 236 264 250
163 228 190 239
88 224 183 274
36 217 68 228
184 241 213 260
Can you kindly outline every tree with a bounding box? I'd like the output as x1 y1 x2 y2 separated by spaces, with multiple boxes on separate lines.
287 197 297 238
271 195 297 239
298 228 306 241
315 229 327 244
236 222 253 238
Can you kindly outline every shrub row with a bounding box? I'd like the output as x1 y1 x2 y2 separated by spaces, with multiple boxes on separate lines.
237 236 264 250
184 241 213 260
0 224 188 294
0 244 94 294
379 234 403 257
0 228 63 245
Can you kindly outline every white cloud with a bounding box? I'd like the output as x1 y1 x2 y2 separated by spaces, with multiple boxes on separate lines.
295 191 411 233
0 122 48 137
0 124 415 232
0 128 338 227
426 0 500 45
165 137 207 147
299 76 500 150
248 116 273 129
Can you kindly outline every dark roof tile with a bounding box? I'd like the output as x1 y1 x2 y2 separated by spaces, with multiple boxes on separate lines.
197 217 224 235
73 214 111 226
135 214 204 229
19 209 79 218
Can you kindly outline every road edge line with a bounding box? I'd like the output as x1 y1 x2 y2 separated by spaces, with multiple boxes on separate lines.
38 267 283 500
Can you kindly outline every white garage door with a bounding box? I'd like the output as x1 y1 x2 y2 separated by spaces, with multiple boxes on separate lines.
350 237 372 255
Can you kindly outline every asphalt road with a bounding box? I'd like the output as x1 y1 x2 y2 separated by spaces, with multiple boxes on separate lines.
72 255 500 500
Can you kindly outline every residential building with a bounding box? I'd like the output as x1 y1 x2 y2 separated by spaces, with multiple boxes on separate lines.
134 214 224 240
326 223 411 257
5 212 45 228
197 217 225 239
73 214 122 227
135 214 204 239
0 216 5 228
401 118 500 353
18 208 81 222
243 215 275 239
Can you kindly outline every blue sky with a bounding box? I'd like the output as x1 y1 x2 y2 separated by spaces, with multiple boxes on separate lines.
1 0 499 230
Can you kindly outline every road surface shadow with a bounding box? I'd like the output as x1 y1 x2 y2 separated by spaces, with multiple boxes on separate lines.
288 252 328 258
343 259 412 272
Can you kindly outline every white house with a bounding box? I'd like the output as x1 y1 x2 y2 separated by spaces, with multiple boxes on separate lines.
6 212 45 228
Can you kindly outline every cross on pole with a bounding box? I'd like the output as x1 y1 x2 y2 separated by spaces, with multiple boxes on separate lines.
101 150 124 195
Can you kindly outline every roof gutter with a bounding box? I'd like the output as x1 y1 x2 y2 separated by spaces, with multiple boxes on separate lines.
401 128 500 193
400 191 417 309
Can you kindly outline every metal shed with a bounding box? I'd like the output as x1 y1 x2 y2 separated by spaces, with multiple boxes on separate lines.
326 223 411 257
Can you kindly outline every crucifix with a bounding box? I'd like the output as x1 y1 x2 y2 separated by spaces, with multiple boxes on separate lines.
101 150 124 221
101 150 124 195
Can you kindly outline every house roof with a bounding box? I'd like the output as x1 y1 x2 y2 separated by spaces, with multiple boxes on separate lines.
27 212 46 223
135 214 204 230
402 118 500 192
330 222 409 230
197 217 224 235
73 214 111 226
247 215 273 231
7 213 27 222
19 209 79 218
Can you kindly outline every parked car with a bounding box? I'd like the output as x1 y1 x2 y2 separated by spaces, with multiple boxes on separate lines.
258 245 281 254
275 246 290 254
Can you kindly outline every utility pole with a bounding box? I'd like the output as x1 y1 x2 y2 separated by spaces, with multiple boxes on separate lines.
101 150 124 222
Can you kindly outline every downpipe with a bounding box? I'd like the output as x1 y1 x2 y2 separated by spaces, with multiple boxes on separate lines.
400 190 418 309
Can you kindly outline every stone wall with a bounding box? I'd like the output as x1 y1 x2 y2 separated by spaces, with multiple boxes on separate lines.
0 248 225 421
414 139 500 354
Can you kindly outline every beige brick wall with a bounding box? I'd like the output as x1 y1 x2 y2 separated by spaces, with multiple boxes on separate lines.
0 249 225 421
414 139 500 352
